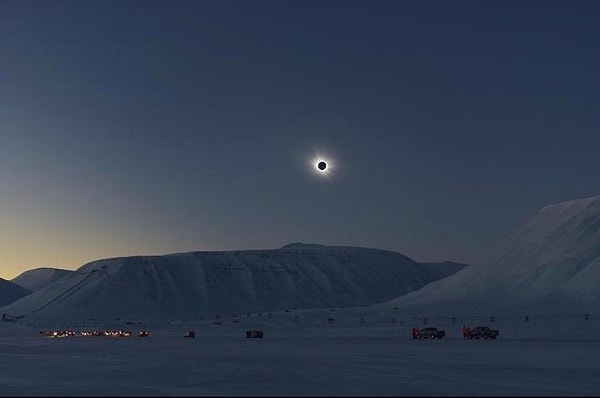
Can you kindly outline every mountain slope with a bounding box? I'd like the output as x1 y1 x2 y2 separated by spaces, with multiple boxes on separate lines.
380 195 600 315
12 268 73 292
0 279 32 308
419 261 468 281
2 244 447 322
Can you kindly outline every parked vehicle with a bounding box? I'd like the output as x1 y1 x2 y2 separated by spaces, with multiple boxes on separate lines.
415 327 445 339
246 329 264 338
467 326 499 339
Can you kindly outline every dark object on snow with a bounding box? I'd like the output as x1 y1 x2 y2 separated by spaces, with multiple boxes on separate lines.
246 329 263 338
415 327 445 339
184 331 195 338
466 326 499 339
1 313 23 322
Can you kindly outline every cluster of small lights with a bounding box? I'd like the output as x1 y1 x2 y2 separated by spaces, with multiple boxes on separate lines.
39 329 148 337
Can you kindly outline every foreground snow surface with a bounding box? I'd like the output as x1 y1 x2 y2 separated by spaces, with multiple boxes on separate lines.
1 309 599 396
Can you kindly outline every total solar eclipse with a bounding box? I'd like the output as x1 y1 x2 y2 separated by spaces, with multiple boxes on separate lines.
311 154 333 177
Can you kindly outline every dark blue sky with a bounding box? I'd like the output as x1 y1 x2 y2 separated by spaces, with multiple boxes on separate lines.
1 0 599 277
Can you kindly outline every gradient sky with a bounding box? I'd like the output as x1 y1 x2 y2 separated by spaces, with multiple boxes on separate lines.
1 0 599 279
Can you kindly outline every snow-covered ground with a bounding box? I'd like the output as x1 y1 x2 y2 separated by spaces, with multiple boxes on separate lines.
1 307 599 396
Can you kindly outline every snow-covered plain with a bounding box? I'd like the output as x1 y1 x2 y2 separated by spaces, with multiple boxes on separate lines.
1 307 599 396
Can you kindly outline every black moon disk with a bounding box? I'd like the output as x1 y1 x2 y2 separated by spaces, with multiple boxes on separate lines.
318 161 327 171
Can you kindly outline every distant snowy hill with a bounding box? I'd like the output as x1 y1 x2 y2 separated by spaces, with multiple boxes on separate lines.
1 243 460 322
380 195 600 315
0 279 31 308
11 268 73 292
419 261 468 281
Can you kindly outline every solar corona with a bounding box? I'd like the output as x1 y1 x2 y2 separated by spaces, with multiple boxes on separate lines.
311 155 333 177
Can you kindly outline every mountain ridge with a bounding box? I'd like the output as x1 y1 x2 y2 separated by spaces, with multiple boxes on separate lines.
378 194 600 315
1 244 461 322
12 267 73 292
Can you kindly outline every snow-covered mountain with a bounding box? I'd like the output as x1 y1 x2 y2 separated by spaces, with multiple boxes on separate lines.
0 278 31 308
380 195 600 315
11 267 73 292
418 261 467 281
1 243 459 322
